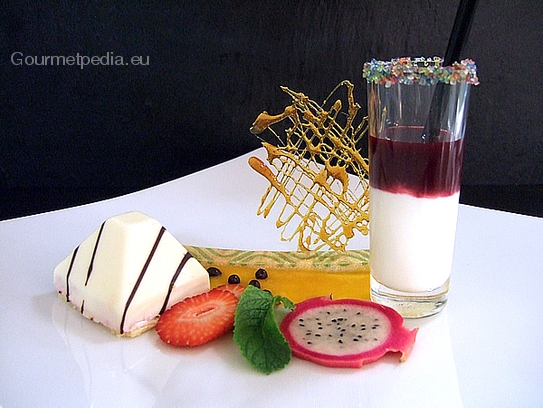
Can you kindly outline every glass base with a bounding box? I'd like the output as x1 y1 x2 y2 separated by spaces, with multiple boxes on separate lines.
370 276 449 319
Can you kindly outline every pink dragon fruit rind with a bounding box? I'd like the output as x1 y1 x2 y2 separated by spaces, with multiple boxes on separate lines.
279 297 418 368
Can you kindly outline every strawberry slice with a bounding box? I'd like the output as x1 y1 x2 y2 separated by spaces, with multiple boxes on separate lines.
156 288 238 347
214 284 245 299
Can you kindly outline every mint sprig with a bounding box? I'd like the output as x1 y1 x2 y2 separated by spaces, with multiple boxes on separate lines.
233 285 295 374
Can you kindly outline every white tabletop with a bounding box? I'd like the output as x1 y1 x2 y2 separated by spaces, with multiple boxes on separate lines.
1 149 542 407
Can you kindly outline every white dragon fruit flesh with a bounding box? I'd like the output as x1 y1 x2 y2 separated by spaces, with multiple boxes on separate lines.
279 296 418 368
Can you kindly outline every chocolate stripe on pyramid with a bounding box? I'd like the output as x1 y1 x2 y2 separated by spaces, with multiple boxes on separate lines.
159 251 193 315
119 226 166 334
85 221 106 286
65 245 79 303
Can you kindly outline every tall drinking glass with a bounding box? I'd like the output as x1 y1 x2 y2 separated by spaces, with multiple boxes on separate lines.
363 57 479 318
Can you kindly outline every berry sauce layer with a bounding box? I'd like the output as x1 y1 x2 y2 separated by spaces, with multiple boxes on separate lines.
369 126 465 198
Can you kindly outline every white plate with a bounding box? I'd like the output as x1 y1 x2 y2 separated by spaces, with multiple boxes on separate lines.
2 149 543 407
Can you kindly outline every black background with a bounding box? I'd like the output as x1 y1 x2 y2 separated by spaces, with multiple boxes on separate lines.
1 1 542 220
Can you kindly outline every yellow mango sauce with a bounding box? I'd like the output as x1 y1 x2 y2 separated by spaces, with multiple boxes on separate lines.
186 246 370 303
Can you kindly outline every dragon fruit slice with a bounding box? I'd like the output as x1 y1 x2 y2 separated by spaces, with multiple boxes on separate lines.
279 297 418 368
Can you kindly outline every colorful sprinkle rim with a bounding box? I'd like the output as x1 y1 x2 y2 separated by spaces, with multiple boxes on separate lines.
363 57 479 86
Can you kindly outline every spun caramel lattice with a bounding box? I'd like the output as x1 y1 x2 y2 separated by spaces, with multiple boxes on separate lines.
248 80 369 251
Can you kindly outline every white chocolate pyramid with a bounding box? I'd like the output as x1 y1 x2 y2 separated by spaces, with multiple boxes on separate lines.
53 211 210 337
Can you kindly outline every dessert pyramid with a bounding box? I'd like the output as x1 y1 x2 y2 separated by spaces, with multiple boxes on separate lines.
54 211 210 337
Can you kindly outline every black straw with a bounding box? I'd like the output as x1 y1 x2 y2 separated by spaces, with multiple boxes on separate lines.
423 0 479 141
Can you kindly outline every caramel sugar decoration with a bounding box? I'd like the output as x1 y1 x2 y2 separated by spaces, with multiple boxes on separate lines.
248 81 370 252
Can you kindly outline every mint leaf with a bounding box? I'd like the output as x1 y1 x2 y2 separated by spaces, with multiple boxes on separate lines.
233 285 295 374
276 295 295 310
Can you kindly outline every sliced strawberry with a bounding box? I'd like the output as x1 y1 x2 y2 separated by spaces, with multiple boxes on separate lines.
214 284 245 299
156 288 238 347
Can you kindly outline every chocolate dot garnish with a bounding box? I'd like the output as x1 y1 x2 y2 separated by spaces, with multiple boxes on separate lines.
207 267 222 277
249 279 261 288
227 274 241 284
255 268 268 280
